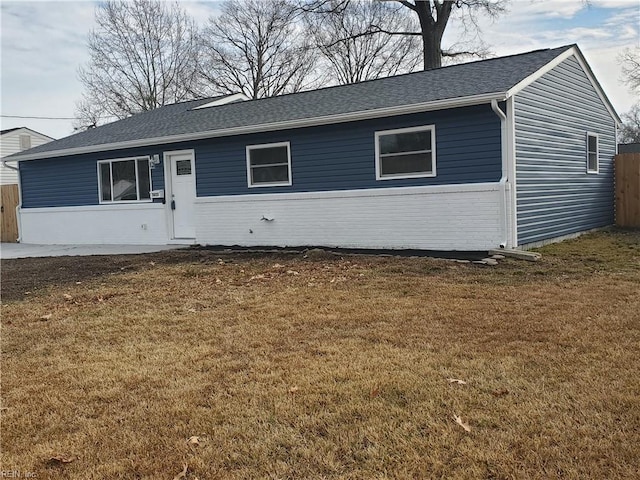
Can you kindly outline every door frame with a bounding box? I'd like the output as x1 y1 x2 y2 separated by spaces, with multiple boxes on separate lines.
163 149 197 243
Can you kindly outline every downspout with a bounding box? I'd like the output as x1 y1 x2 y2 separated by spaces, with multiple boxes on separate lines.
2 158 23 242
491 99 510 249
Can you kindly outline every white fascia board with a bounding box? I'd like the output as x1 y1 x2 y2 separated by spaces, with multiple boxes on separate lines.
10 92 506 162
507 45 622 126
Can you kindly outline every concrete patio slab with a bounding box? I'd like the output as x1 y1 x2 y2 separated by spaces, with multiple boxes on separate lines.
0 243 186 260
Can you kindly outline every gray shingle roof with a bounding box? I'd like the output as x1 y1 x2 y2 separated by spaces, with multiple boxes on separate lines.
16 45 573 159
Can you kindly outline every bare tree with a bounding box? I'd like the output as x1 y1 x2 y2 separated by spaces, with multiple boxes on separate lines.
618 47 640 144
619 46 640 95
76 0 200 126
301 0 507 70
619 104 640 144
199 0 318 100
307 0 422 84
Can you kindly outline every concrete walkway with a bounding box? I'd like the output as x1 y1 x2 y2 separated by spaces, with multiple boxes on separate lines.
0 243 186 260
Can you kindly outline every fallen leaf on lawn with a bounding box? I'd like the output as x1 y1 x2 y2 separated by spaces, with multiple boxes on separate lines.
187 308 197 313
273 263 284 268
40 314 52 321
24 291 32 295
173 463 188 480
187 436 200 446
289 386 299 394
75 281 82 285
286 270 299 275
492 389 509 397
49 454 77 464
453 414 471 432
97 296 105 303
448 378 467 385
249 274 265 281
370 386 380 398
63 294 73 300
215 278 222 284
149 261 156 266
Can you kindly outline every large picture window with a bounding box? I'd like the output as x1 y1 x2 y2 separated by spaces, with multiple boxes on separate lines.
246 142 292 187
586 132 599 174
375 125 436 180
98 157 151 202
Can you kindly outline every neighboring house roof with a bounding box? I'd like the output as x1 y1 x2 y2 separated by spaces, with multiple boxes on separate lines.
9 44 620 162
0 127 55 140
1 128 22 136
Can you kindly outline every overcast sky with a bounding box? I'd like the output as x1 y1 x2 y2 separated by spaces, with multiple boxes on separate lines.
1 0 638 140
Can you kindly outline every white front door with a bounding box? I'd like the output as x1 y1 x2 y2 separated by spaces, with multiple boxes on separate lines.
168 151 196 239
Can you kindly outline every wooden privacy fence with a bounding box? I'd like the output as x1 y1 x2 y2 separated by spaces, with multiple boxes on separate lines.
1 184 19 242
615 153 640 228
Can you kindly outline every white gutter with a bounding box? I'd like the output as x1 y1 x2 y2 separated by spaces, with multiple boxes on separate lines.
491 99 510 249
9 92 507 162
2 158 23 242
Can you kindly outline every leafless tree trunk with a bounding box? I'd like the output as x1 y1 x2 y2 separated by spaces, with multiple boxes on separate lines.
75 0 200 128
301 0 506 70
306 0 422 84
199 0 318 100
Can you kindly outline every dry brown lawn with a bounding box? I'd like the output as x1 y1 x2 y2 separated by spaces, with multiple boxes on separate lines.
1 229 639 479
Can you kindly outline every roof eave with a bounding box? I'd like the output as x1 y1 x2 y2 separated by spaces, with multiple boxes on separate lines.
9 92 506 162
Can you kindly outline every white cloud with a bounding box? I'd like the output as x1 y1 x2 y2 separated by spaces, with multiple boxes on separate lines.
1 1 96 138
507 0 585 19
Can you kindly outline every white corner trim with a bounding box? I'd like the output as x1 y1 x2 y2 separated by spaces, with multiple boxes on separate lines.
506 97 518 248
192 93 250 109
9 92 506 162
195 182 501 204
507 46 621 125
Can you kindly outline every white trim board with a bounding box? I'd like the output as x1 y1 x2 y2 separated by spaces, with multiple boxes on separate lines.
195 182 502 204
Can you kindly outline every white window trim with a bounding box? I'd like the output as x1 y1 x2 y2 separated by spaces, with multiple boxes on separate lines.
246 141 292 188
375 125 437 180
97 156 153 204
586 132 599 174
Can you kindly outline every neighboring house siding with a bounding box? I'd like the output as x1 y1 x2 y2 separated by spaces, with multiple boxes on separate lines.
20 105 501 208
514 56 616 246
1 131 52 185
20 148 166 208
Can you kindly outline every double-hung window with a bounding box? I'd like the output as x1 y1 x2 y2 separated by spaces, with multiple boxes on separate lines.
586 132 599 174
98 157 151 203
375 125 436 180
246 142 292 187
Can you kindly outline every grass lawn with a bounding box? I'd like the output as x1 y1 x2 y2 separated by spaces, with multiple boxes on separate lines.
1 229 639 479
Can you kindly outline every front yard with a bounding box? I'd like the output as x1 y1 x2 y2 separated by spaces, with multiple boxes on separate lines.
1 230 639 479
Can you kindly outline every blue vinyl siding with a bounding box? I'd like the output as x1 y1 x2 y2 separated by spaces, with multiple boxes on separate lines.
20 148 166 208
20 104 501 208
195 106 500 196
514 55 616 246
